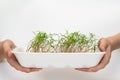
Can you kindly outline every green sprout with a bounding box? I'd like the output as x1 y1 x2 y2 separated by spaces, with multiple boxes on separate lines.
27 31 99 53
27 32 48 52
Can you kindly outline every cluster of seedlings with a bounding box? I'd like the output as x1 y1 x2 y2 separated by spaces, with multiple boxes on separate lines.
27 31 99 53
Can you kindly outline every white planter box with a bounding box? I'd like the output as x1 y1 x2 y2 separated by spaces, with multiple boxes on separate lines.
13 47 105 68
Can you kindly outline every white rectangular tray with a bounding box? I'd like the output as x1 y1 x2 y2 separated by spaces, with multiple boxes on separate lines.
13 47 105 68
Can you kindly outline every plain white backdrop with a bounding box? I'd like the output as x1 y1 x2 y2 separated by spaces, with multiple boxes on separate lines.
0 0 120 80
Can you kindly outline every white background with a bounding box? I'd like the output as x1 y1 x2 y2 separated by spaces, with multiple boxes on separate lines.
0 0 120 80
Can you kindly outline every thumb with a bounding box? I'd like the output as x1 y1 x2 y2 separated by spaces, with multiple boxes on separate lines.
99 40 108 52
99 45 106 51
7 50 13 58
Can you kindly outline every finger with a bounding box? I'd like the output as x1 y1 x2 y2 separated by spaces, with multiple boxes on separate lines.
99 39 108 51
7 58 40 73
88 46 111 72
28 68 42 72
7 54 28 72
5 50 13 58
7 53 40 73
75 46 111 72
4 39 16 49
3 40 16 54
7 53 42 73
75 68 91 72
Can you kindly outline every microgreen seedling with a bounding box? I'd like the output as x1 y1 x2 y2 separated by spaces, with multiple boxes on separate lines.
27 31 99 53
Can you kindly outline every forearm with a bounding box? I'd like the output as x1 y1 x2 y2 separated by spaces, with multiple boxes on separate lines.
107 33 120 51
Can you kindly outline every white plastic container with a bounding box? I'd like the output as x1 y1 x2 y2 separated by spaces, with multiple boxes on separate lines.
13 47 105 68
